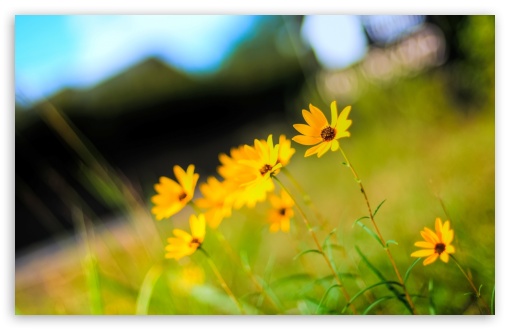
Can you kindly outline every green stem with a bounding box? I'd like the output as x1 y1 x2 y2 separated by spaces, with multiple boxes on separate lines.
272 175 357 314
281 167 327 229
199 247 245 314
338 146 417 315
451 255 491 314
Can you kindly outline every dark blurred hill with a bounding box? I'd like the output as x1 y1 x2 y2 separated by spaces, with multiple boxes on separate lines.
15 16 311 253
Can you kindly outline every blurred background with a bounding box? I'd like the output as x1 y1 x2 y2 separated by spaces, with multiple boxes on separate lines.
15 15 495 315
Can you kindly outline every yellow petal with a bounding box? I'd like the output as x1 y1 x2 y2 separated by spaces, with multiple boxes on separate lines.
435 217 443 236
337 105 352 127
190 214 206 242
423 254 438 266
421 227 439 243
317 141 331 158
331 139 339 151
445 245 455 254
302 109 320 128
293 124 321 137
309 104 328 127
280 219 290 232
411 249 434 257
173 229 192 242
414 241 435 248
304 143 323 157
439 253 450 263
293 135 322 146
330 101 338 128
173 165 187 188
269 222 280 233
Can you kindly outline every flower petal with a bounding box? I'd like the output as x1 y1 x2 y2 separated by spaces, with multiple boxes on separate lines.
309 104 328 127
330 101 339 128
173 229 192 242
293 124 321 137
411 249 434 257
317 141 331 158
423 254 438 266
331 139 339 151
414 241 435 248
439 252 450 263
304 143 323 157
293 135 322 146
190 214 206 242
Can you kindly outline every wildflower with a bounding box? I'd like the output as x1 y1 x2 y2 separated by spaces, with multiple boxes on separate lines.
195 176 235 228
151 164 199 220
239 134 282 184
292 101 352 158
411 217 455 266
217 137 281 209
268 190 295 233
165 213 206 260
277 134 295 167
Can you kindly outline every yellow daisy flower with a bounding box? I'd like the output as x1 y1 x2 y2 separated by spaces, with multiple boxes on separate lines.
292 101 352 158
217 145 275 209
239 134 282 184
151 164 199 220
411 217 456 266
268 190 295 233
165 213 206 260
195 176 235 229
277 134 296 167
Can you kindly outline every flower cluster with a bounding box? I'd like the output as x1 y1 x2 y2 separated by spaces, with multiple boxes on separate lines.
151 134 296 260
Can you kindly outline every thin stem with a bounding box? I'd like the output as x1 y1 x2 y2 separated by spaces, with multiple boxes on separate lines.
338 146 417 315
189 201 283 312
272 175 357 314
281 167 328 230
212 229 284 313
198 247 245 314
451 255 491 314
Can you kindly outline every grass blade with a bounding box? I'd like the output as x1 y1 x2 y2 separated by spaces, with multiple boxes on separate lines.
373 199 386 217
404 258 421 285
341 281 402 314
354 221 384 247
355 246 412 314
362 296 395 315
136 264 163 315
315 284 342 314
293 249 323 261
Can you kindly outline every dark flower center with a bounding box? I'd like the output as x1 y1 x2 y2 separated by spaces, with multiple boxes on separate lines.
321 126 336 141
279 208 287 216
178 192 187 201
190 237 201 249
434 243 446 255
260 164 273 176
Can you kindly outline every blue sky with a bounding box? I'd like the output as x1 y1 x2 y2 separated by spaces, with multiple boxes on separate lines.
15 15 260 103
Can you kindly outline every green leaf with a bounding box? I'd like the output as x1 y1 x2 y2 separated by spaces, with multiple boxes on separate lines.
271 273 313 288
354 221 384 247
316 284 343 315
385 240 398 247
135 264 163 315
355 246 412 314
373 199 386 217
404 258 422 285
353 216 370 226
293 249 323 260
428 278 437 315
322 228 337 250
362 296 395 315
341 281 403 314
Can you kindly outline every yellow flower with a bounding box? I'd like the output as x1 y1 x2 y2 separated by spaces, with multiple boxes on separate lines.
165 213 206 260
277 134 295 167
217 137 281 209
292 101 352 158
195 176 235 229
151 164 199 220
411 217 456 266
239 134 282 184
268 190 295 233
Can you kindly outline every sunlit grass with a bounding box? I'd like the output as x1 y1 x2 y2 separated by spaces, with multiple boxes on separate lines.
15 68 494 315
